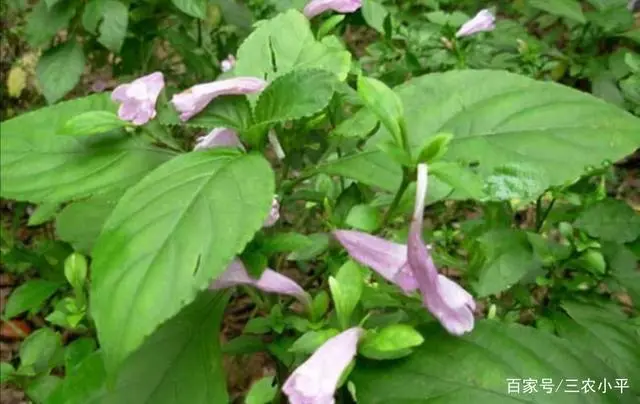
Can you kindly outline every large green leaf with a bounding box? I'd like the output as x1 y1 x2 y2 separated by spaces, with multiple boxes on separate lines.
529 0 587 24
0 95 172 203
55 193 122 254
234 10 351 81
91 150 275 371
314 151 402 192
352 321 634 403
48 292 229 404
254 69 337 124
355 70 640 192
553 302 640 393
36 40 85 104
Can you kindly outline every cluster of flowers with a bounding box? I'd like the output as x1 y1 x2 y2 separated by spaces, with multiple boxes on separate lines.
108 4 494 403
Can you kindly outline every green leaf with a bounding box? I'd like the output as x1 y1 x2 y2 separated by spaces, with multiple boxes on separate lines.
345 204 381 232
317 14 345 39
27 202 60 226
0 94 171 203
26 374 62 403
475 229 541 296
36 40 85 104
261 232 314 254
359 324 424 360
171 0 207 19
352 320 634 403
329 260 364 329
357 76 404 146
361 0 389 34
48 292 229 404
158 95 252 130
25 1 75 48
60 111 128 136
64 252 88 290
64 338 97 371
19 328 63 375
0 362 15 383
97 0 129 53
553 302 640 394
289 329 340 354
55 193 121 254
529 0 587 24
574 199 640 243
235 10 351 81
483 163 549 202
416 132 453 164
254 69 336 124
245 376 278 404
3 279 62 319
211 0 254 35
430 161 486 201
287 233 330 261
91 150 275 371
315 151 402 193
82 0 103 33
222 335 266 355
360 70 640 191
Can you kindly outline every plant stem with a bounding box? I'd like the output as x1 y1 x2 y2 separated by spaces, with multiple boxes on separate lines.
380 170 411 229
535 196 556 232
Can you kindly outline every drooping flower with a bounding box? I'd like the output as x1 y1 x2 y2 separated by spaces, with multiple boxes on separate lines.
194 128 244 151
111 72 164 125
303 0 362 19
220 55 236 72
333 164 475 335
171 77 267 121
210 259 310 306
455 9 496 38
283 327 363 404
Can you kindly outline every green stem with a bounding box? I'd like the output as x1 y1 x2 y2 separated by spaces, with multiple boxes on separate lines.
535 197 556 232
380 170 411 229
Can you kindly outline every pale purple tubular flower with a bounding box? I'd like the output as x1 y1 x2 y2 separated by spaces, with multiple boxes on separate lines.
263 197 280 227
194 128 244 151
111 72 164 125
171 77 267 121
210 259 311 307
303 0 362 19
455 9 496 38
283 327 363 404
220 55 236 72
333 164 475 335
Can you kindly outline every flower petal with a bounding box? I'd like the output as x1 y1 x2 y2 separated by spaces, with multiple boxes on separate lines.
303 0 362 19
111 72 164 125
283 327 363 404
456 9 496 38
263 197 280 227
407 164 475 335
209 259 309 306
171 77 267 121
194 128 243 150
333 230 407 283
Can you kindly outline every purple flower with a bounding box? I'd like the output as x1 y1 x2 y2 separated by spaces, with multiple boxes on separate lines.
455 9 496 38
283 327 363 404
303 0 362 19
171 77 267 121
194 128 244 151
210 259 310 306
333 164 475 335
220 55 236 72
111 72 164 125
